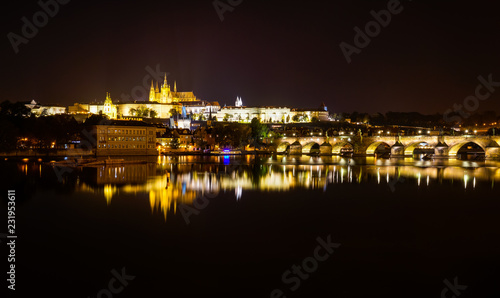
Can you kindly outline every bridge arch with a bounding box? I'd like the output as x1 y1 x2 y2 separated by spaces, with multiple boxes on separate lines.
404 142 430 156
277 142 290 154
302 142 320 154
332 141 354 154
366 141 391 155
448 141 485 157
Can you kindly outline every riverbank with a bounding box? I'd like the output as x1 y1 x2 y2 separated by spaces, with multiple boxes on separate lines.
0 149 94 158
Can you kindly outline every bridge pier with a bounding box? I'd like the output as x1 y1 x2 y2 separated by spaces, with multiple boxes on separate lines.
485 144 500 160
319 142 332 155
390 143 405 157
289 141 302 155
434 142 449 158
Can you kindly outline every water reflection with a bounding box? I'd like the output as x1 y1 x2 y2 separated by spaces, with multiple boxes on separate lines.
66 155 500 219
12 155 499 219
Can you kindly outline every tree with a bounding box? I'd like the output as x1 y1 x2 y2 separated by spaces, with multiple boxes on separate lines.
194 127 208 148
286 115 290 123
0 101 30 117
85 114 108 125
171 137 180 149
129 105 153 118
249 118 268 149
169 108 179 118
311 116 319 123
292 115 300 122
487 127 499 136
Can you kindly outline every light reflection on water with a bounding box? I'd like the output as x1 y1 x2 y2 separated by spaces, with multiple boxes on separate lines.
14 155 500 219
56 155 500 219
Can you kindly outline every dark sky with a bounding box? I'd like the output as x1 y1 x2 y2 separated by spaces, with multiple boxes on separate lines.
2 0 500 114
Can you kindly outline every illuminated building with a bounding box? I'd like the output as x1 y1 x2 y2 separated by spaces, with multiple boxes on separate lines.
149 73 198 103
215 97 329 123
68 103 90 114
94 120 158 155
102 92 117 119
81 76 220 120
25 100 66 116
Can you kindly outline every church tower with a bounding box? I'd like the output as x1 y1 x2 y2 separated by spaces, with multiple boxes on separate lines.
103 92 117 119
149 81 155 102
160 73 169 103
235 96 243 107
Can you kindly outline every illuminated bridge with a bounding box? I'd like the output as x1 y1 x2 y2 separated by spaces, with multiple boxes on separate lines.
275 135 500 159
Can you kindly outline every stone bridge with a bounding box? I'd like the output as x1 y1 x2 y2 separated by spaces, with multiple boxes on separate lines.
274 135 500 159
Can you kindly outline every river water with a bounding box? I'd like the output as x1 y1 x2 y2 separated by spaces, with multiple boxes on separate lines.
2 155 500 297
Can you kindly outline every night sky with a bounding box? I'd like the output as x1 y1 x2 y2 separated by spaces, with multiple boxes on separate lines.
2 0 500 114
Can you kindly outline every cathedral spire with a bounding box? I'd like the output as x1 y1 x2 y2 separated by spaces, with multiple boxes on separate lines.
105 92 112 103
174 80 177 93
155 81 159 92
149 80 155 102
163 73 167 87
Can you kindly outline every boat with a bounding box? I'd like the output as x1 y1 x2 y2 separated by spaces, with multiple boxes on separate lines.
422 154 433 160
211 149 242 155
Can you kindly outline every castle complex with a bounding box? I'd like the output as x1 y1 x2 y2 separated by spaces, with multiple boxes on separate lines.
149 74 198 104
62 72 330 126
